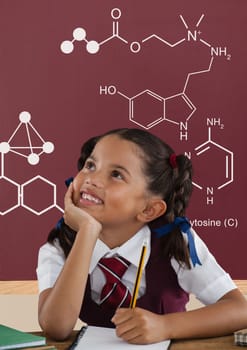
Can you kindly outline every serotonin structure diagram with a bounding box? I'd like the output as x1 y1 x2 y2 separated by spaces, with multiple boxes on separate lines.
60 8 230 136
0 111 63 215
99 56 214 137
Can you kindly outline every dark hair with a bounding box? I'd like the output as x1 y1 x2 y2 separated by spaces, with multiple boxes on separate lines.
48 128 193 267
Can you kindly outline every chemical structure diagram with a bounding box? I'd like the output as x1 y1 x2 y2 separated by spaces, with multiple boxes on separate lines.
60 8 231 137
99 56 214 136
59 7 234 201
60 8 231 57
187 120 234 205
0 111 63 215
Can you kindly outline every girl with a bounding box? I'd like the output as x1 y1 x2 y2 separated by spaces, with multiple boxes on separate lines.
36 128 247 343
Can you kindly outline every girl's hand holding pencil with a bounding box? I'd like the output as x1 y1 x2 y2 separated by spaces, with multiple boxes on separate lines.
111 306 168 345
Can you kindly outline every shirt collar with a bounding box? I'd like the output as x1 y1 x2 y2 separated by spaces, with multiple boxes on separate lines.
89 225 151 274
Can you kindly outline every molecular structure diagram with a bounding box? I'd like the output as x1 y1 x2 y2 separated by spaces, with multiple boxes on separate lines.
61 8 128 55
60 8 230 138
60 8 230 56
59 7 234 200
0 111 63 215
99 56 214 136
0 111 54 165
188 121 234 204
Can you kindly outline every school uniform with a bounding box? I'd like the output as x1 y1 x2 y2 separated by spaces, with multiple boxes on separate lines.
36 225 236 326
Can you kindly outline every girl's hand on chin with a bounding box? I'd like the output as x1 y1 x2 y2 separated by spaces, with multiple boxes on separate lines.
63 183 102 234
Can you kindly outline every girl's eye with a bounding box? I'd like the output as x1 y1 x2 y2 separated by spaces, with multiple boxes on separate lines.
84 160 95 171
111 170 124 180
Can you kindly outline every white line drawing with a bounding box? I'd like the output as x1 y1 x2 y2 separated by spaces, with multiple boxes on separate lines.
0 111 63 215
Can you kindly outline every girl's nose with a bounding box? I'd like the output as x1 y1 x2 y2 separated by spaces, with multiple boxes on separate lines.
85 172 104 188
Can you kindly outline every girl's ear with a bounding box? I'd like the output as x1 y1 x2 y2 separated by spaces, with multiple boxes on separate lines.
137 198 167 223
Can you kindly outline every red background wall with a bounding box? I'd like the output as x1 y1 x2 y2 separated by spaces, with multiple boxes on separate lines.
0 0 246 280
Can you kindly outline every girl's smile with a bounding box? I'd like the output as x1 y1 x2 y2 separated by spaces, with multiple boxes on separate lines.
80 190 104 205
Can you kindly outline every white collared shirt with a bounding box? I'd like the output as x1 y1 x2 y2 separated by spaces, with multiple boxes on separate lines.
36 225 236 306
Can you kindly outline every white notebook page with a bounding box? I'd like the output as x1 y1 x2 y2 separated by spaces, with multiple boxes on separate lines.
72 326 170 350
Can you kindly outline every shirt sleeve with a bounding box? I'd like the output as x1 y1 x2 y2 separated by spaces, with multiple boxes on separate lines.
171 228 237 305
36 239 65 293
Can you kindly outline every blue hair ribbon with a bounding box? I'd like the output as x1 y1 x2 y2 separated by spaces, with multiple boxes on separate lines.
65 176 74 187
56 217 64 230
154 217 202 267
55 177 74 230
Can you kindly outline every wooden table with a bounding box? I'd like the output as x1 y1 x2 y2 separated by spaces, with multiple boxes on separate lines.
171 334 237 349
35 331 238 350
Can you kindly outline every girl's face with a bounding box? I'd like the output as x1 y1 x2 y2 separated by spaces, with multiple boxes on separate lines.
72 134 154 234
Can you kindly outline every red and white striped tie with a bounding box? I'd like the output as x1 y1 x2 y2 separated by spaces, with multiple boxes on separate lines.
98 256 131 309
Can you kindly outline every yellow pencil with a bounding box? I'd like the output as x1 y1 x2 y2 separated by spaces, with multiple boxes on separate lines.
130 240 147 308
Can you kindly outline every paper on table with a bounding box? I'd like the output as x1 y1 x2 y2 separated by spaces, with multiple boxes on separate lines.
73 326 170 350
